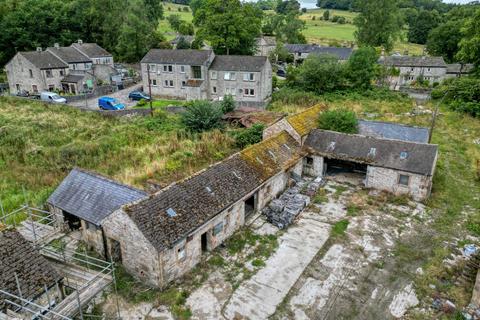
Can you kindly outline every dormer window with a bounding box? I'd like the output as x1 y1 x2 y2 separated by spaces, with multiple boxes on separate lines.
166 208 177 217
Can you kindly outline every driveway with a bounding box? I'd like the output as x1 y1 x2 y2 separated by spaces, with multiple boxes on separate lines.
68 84 142 110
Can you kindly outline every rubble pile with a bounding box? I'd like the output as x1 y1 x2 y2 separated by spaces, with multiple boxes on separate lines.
263 177 324 228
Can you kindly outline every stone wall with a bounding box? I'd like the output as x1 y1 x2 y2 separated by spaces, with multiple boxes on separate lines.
303 155 324 177
80 220 105 257
366 166 432 201
262 118 301 143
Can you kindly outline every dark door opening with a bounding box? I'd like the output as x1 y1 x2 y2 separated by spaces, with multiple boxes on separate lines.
63 211 81 231
109 239 122 263
244 193 257 218
201 232 208 252
324 158 367 175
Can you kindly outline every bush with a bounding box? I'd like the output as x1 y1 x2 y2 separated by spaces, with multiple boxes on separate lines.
432 77 480 117
271 87 322 107
181 100 223 132
301 7 307 13
233 123 265 148
295 54 346 94
318 108 358 134
220 94 236 114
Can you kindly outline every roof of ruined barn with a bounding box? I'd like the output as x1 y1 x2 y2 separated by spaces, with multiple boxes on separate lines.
286 104 327 137
19 51 68 69
358 120 430 143
0 229 62 310
47 168 147 226
304 129 438 176
125 131 301 251
210 55 268 72
141 49 213 65
379 55 447 68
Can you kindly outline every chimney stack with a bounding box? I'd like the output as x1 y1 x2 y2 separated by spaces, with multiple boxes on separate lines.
78 39 83 45
54 43 59 49
36 47 42 52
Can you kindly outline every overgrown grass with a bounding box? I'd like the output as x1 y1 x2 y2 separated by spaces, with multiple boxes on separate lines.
331 219 349 237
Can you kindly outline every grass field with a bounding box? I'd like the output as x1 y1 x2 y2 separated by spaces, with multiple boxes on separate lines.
159 3 194 41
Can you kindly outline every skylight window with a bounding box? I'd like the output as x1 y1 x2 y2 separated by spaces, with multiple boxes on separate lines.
166 208 177 217
282 143 291 150
327 142 336 151
400 151 408 159
256 157 264 165
368 147 376 157
232 171 242 180
206 186 213 194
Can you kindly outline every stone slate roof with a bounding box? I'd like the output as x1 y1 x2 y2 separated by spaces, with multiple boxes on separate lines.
304 129 438 176
47 168 147 226
71 43 112 58
125 131 301 251
19 51 68 70
61 74 85 83
311 47 353 60
141 49 213 65
287 104 327 137
285 44 318 53
171 35 195 45
380 55 447 68
47 47 92 64
256 36 277 46
446 63 474 74
358 120 430 143
210 55 268 72
0 229 62 311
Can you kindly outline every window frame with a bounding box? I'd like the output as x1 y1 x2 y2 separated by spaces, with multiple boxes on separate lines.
213 222 224 236
398 174 410 186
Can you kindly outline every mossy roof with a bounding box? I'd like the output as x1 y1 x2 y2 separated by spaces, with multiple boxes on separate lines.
286 104 327 137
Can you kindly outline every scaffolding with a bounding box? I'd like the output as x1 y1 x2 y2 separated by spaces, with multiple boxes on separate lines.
0 200 121 320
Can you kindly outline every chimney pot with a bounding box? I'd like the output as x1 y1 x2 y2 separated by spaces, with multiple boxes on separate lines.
54 43 59 48
78 39 83 45
36 47 42 52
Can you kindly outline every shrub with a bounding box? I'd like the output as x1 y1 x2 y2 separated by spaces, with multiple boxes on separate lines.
432 77 480 117
183 6 189 12
271 87 322 107
332 219 349 237
301 7 307 13
136 98 146 107
220 94 236 114
323 10 330 20
318 108 358 134
233 123 265 148
181 100 223 132
295 54 347 93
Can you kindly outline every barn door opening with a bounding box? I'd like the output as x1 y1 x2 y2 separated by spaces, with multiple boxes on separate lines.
201 232 208 253
62 211 81 231
244 192 257 218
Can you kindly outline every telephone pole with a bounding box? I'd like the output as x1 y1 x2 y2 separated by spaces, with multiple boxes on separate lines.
147 64 154 117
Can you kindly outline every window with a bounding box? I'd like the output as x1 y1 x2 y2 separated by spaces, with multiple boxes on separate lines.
427 68 431 72
398 174 410 186
213 222 223 236
86 221 97 231
180 66 185 73
60 70 65 76
164 80 174 87
211 71 217 80
182 81 186 88
192 66 202 79
45 70 53 78
177 245 186 260
29 69 33 78
244 88 255 96
225 87 236 96
400 151 408 160
243 73 254 81
163 65 173 72
48 85 55 91
224 72 236 81
411 67 414 72
305 156 313 167
212 86 217 94
32 85 38 93
16 84 20 91
150 79 157 86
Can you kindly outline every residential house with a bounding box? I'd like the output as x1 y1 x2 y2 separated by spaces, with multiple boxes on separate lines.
47 168 147 258
255 36 277 57
5 48 68 94
0 229 64 318
140 49 272 107
284 44 353 63
71 40 114 67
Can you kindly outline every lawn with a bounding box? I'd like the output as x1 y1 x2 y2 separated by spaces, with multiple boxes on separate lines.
0 97 237 213
133 99 186 109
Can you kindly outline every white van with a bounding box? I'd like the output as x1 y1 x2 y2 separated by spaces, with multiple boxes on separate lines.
40 92 67 104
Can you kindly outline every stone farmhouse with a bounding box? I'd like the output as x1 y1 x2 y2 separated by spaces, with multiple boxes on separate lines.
0 229 64 318
47 105 438 288
140 49 272 108
255 36 277 57
5 40 115 95
379 55 473 89
284 44 353 63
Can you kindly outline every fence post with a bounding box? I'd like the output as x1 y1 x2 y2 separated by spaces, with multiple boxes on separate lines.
76 288 84 320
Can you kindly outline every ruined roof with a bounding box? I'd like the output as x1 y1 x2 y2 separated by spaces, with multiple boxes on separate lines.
379 55 447 68
304 129 438 176
311 47 353 60
358 120 430 143
47 168 147 226
126 132 301 251
210 55 268 72
71 42 112 58
47 47 92 63
284 44 318 53
19 51 68 69
446 63 474 74
286 104 327 137
141 49 213 65
0 229 62 311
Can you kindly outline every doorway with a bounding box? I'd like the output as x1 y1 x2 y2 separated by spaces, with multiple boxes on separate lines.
201 232 208 252
62 211 81 231
244 192 257 218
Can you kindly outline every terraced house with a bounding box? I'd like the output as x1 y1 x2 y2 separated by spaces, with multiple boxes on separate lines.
140 49 272 108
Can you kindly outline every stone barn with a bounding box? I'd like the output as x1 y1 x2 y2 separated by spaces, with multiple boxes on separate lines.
100 131 303 287
0 229 64 318
47 168 147 257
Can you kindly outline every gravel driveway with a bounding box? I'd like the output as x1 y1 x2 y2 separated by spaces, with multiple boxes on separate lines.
68 84 142 110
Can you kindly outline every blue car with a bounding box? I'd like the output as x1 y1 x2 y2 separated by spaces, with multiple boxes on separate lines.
98 97 125 110
128 91 151 101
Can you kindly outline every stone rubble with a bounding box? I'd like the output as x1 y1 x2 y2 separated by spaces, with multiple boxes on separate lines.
262 177 323 228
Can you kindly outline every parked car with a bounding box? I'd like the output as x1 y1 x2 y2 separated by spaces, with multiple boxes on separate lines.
40 92 67 104
128 91 151 101
276 69 286 77
98 97 125 110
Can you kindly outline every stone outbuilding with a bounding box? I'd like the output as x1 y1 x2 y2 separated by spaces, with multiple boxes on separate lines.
284 44 353 63
0 229 64 318
47 168 147 258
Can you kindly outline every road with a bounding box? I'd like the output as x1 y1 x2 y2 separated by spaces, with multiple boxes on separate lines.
68 84 142 110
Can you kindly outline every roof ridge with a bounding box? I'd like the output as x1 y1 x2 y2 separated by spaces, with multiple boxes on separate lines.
71 167 147 194
359 119 429 131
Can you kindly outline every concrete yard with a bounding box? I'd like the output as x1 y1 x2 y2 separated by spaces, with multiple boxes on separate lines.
68 84 141 110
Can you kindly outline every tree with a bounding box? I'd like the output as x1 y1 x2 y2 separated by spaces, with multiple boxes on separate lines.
193 0 262 55
263 10 306 44
220 95 236 113
426 20 463 63
354 0 402 52
346 47 378 89
318 109 358 134
296 54 346 93
269 42 294 63
181 100 224 132
276 0 300 15
167 14 183 31
407 9 440 44
178 21 195 35
323 10 330 20
233 123 265 148
176 36 191 49
457 8 480 69
144 0 164 22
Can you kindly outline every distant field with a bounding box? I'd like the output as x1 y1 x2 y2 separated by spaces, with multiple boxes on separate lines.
159 3 193 41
